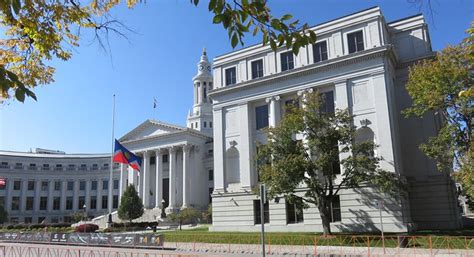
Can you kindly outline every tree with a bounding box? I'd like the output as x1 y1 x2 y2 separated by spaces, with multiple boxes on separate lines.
404 23 473 197
0 205 8 224
202 204 212 223
168 207 201 230
118 185 144 222
256 91 402 235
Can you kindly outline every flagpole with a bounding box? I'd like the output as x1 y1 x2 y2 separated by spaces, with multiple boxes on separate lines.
107 94 116 227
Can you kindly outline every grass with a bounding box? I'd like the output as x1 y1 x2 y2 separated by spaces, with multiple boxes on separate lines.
159 226 474 249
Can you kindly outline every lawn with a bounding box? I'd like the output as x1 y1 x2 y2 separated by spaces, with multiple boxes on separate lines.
159 226 474 249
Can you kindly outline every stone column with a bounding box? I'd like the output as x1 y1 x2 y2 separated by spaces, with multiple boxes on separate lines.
119 164 127 203
33 180 41 212
97 179 103 211
181 145 191 209
20 179 27 212
5 179 13 213
238 103 253 188
72 180 79 211
47 179 54 212
60 180 67 211
85 180 91 212
155 149 164 209
213 108 226 192
142 151 150 208
166 146 178 213
266 95 281 127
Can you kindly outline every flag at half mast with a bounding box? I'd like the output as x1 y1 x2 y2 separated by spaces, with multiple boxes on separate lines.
113 139 142 171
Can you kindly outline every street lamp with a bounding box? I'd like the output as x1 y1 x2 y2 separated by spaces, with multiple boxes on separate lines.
82 204 87 233
161 199 166 218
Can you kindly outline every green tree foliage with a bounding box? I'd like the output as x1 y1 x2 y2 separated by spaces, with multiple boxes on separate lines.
0 205 8 224
256 91 402 235
404 23 473 197
118 185 144 222
168 207 201 230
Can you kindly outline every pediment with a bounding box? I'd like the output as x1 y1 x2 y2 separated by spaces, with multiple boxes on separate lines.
119 119 185 142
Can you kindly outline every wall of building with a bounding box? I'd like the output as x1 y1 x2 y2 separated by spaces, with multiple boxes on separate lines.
0 151 120 224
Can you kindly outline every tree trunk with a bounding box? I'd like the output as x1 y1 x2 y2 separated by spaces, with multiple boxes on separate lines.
318 198 332 236
179 221 182 231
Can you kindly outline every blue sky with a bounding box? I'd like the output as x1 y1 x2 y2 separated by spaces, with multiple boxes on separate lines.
0 0 472 154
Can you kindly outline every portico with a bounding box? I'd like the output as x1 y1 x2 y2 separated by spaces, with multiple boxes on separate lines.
117 119 212 214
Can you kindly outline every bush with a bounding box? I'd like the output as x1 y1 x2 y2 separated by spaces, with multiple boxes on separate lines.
75 223 99 233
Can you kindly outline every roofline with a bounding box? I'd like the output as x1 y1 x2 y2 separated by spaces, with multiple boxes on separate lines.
213 6 381 60
387 13 423 25
120 128 212 145
0 150 110 159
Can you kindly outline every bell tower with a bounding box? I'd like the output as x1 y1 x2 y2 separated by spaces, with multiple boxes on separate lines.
187 48 213 136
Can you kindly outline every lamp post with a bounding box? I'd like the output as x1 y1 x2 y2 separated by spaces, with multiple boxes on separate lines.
83 204 87 233
161 199 166 218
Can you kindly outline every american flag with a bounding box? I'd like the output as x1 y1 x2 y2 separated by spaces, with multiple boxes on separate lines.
0 178 6 187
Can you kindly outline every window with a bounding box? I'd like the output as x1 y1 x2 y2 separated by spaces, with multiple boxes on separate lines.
191 123 193 129
90 196 97 209
40 197 47 210
66 197 73 210
41 181 48 191
209 187 213 203
67 181 74 191
286 201 304 224
55 164 62 168
280 51 294 71
0 181 5 190
24 217 33 224
0 197 4 207
210 122 213 128
38 217 46 223
331 195 342 222
203 121 207 128
251 59 264 79
26 197 34 210
203 84 207 102
103 180 109 190
113 195 119 209
162 154 169 163
53 197 60 210
254 200 270 224
225 67 237 86
54 181 61 191
91 181 98 190
347 30 364 54
27 180 35 191
79 181 86 191
113 180 119 190
63 216 72 223
13 181 21 190
208 169 214 181
255 104 269 130
102 196 108 209
11 197 20 210
320 91 335 114
0 162 7 167
331 140 341 175
150 156 156 165
313 41 328 63
78 196 85 209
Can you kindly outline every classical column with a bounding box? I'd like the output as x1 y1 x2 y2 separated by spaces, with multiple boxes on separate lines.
85 180 91 212
166 146 178 213
47 179 54 212
181 145 191 209
60 180 67 211
155 149 164 209
20 179 27 212
142 151 150 208
5 179 12 213
33 180 41 212
213 108 226 192
72 180 79 211
266 95 281 127
97 179 103 212
119 164 127 203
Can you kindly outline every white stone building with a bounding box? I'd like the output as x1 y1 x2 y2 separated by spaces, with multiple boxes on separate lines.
0 148 121 224
0 7 462 232
209 7 461 232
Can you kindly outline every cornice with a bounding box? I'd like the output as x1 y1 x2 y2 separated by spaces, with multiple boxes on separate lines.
209 45 392 98
121 128 212 145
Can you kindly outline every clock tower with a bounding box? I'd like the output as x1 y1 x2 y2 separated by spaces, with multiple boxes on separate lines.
187 48 213 136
